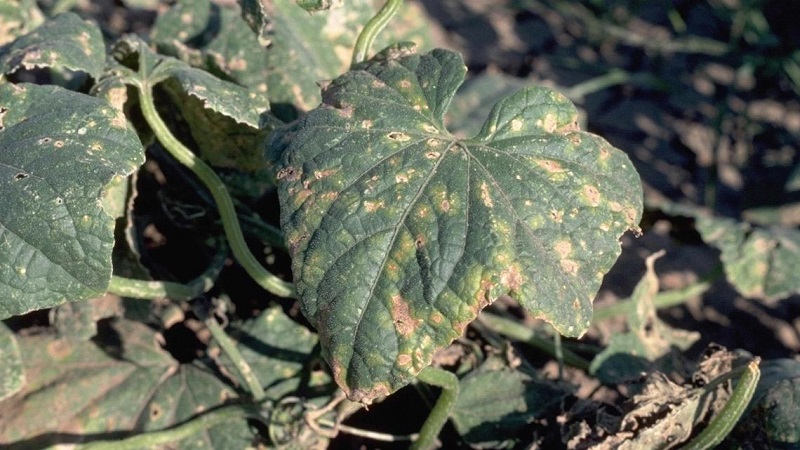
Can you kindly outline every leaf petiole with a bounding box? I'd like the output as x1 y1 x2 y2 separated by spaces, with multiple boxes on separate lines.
137 85 295 299
351 0 403 66
411 366 459 450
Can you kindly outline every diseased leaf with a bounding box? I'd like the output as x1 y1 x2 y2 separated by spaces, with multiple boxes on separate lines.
48 295 124 341
213 306 324 400
0 12 105 79
451 356 570 448
140 365 253 449
250 0 433 119
0 0 44 46
590 251 699 383
151 0 270 93
0 320 175 444
696 216 800 300
0 319 255 448
0 322 24 402
0 83 144 319
295 0 340 12
274 49 643 402
447 73 528 138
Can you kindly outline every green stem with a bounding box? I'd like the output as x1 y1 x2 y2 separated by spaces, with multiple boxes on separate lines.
205 316 266 402
592 265 722 323
351 0 403 66
107 245 227 300
411 367 459 450
683 359 761 450
78 403 263 450
137 86 294 298
478 313 591 371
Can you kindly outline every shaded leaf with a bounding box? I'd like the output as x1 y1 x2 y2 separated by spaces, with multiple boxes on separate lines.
0 0 44 46
0 12 105 80
214 306 324 401
0 83 144 319
249 0 433 119
696 216 800 300
451 356 570 448
0 320 176 445
295 0 340 12
0 322 24 402
590 251 699 383
151 0 270 93
446 73 528 138
737 359 800 446
140 364 254 449
274 49 642 402
48 295 124 341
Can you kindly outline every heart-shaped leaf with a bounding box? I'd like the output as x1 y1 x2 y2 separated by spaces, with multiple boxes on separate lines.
0 83 143 319
273 49 642 403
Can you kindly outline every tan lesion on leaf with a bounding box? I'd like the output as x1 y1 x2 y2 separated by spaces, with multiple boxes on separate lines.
390 294 421 337
500 265 524 292
387 131 410 142
582 185 601 207
510 118 523 131
480 182 494 208
397 354 412 367
361 119 373 129
440 199 451 213
313 168 338 180
554 240 572 259
550 209 564 223
537 159 565 173
560 259 580 276
364 200 385 212
399 79 412 89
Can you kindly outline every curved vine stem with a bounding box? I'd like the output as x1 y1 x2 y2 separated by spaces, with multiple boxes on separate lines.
205 315 266 402
411 367 459 450
351 0 403 66
137 85 294 298
78 403 265 450
683 358 761 450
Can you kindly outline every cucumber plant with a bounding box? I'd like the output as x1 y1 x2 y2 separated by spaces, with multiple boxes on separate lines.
0 0 654 448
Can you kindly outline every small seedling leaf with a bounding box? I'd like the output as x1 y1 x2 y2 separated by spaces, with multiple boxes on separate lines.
0 12 105 79
0 83 144 319
274 49 642 402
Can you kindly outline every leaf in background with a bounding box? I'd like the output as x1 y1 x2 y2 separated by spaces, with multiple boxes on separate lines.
0 322 24 402
696 216 800 300
213 306 324 400
48 295 124 341
151 0 270 93
295 0 340 11
0 12 105 80
446 73 528 138
0 320 176 445
244 0 433 119
590 251 699 383
0 0 44 45
274 49 642 402
0 83 144 319
451 356 570 448
112 36 270 171
140 364 254 449
737 359 800 446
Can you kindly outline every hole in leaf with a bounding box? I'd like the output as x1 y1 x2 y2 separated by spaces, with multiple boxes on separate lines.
13 172 29 180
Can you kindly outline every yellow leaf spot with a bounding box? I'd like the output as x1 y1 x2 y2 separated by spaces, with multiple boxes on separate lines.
537 159 565 173
500 265 524 291
560 259 580 275
555 241 572 259
395 174 409 183
364 200 385 212
510 118 523 131
361 119 373 129
583 185 601 207
397 354 412 366
480 182 493 208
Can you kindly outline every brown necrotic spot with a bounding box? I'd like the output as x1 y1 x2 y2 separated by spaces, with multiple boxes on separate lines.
387 131 410 142
582 185 601 207
480 182 493 208
13 172 28 180
390 294 420 337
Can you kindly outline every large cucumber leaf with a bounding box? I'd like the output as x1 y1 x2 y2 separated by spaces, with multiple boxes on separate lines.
0 83 143 319
273 49 643 403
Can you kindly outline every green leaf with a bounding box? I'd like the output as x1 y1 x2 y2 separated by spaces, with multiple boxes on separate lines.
151 0 270 93
590 251 699 383
213 306 324 400
295 0 338 12
140 365 253 449
696 216 800 300
451 356 569 448
0 320 175 444
274 49 643 402
0 322 24 402
447 73 528 138
0 83 144 319
739 359 800 446
0 319 255 448
0 12 106 80
0 0 44 46
251 0 433 119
